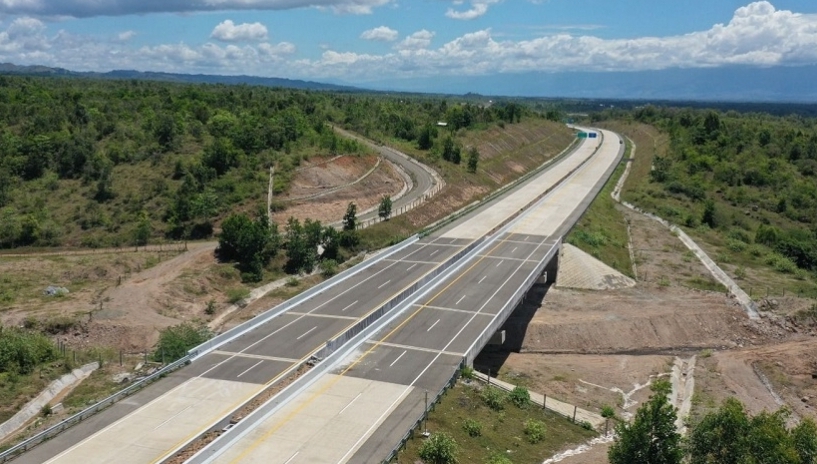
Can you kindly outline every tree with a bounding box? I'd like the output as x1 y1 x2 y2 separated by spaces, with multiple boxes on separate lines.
418 432 459 464
608 379 682 464
133 210 151 246
153 322 211 363
418 124 434 150
702 199 718 228
689 398 817 464
342 202 357 231
378 195 392 221
467 146 479 173
218 213 276 281
687 397 750 464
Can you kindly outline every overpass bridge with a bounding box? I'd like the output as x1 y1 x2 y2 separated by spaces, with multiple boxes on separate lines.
7 127 619 464
185 128 623 464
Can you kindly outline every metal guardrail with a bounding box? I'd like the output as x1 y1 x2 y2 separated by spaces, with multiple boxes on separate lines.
419 135 583 238
381 366 461 464
185 233 492 464
316 238 483 360
0 356 191 463
0 235 422 463
462 238 561 367
187 234 420 361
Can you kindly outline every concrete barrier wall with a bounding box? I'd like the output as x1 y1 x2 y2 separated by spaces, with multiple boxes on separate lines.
188 234 420 360
463 240 561 366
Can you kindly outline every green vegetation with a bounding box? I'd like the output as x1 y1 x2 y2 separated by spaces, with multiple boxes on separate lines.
378 195 393 221
566 141 633 277
0 325 58 374
152 322 211 362
508 385 531 409
0 75 533 250
419 432 459 464
481 385 507 411
609 379 683 464
597 110 817 297
401 381 596 464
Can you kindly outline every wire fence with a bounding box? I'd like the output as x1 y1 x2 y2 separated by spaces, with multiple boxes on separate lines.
0 355 191 463
381 366 461 464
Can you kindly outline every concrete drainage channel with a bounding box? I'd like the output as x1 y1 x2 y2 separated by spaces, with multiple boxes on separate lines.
1 132 595 464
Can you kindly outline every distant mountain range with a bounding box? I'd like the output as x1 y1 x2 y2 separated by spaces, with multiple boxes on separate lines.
367 65 817 103
2 62 817 103
0 62 360 92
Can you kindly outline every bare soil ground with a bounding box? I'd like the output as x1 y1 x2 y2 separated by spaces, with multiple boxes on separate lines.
0 154 404 352
476 198 817 463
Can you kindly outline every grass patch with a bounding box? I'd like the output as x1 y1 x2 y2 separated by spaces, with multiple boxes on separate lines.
399 381 596 464
598 121 817 299
61 368 123 411
566 142 634 278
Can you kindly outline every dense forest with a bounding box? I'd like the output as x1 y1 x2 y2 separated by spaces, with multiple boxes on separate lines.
0 75 529 249
597 106 817 281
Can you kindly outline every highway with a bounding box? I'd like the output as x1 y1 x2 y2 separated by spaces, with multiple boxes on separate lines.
186 128 623 464
16 129 600 464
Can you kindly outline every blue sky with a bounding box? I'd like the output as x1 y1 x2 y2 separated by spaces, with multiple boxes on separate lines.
0 1 816 88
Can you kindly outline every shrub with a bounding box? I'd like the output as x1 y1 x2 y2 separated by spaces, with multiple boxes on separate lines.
40 404 52 417
286 277 299 287
418 432 459 464
460 365 475 380
226 286 250 304
485 453 513 464
205 299 217 315
462 418 482 437
153 322 211 362
508 386 531 409
601 405 616 419
765 254 797 274
0 327 58 374
726 239 747 253
481 385 506 411
524 419 546 444
321 259 338 277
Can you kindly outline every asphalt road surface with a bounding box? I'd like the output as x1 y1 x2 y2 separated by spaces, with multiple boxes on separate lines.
17 130 603 464
187 128 622 464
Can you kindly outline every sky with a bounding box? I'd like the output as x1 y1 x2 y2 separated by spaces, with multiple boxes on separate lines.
0 0 816 90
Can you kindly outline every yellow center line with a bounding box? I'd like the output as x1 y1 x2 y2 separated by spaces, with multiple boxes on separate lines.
147 237 469 464
223 137 608 463
228 236 513 463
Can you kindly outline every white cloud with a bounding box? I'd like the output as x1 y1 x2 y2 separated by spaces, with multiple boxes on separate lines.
117 30 136 41
211 20 268 42
395 29 435 50
0 0 393 17
1 2 817 83
360 26 398 42
446 0 500 20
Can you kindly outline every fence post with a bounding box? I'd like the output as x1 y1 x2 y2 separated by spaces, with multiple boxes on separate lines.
573 405 577 423
543 394 547 410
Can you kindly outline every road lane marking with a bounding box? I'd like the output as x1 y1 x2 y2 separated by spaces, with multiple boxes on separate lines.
407 263 417 271
377 279 392 289
339 394 363 415
288 312 357 321
455 295 466 305
512 247 518 253
153 405 194 430
430 249 439 257
283 452 299 464
367 341 464 357
496 260 504 267
389 350 407 367
450 238 458 244
225 135 611 463
211 351 299 363
237 360 264 379
426 319 440 332
478 276 487 284
524 236 529 241
296 326 318 340
339 300 359 312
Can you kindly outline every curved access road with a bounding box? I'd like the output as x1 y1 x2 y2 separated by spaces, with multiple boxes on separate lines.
331 126 443 224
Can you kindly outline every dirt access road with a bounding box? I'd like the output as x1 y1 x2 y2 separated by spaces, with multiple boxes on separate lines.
476 203 817 464
0 129 440 352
